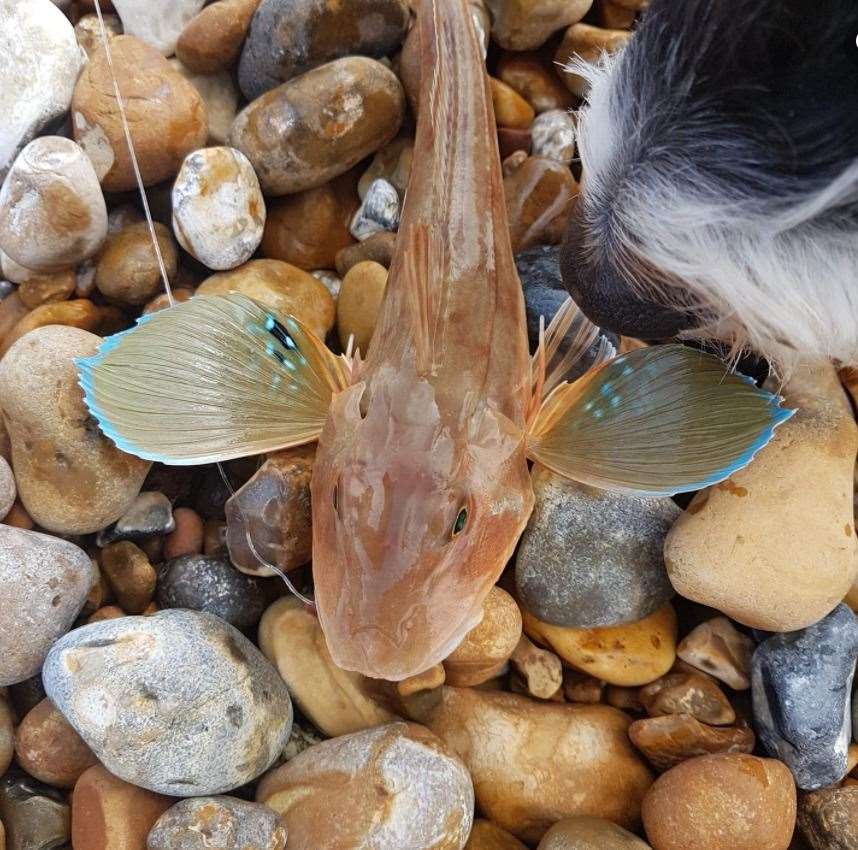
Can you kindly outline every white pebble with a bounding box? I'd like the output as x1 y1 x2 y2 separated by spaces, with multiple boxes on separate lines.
312 270 342 299
350 178 400 242
112 0 205 56
531 109 577 164
172 147 266 271
0 456 16 520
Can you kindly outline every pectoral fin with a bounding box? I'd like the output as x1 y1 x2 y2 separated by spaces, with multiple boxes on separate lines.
527 344 794 496
76 293 348 465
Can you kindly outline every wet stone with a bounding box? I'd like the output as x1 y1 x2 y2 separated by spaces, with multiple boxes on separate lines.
640 671 735 725
97 491 175 546
349 178 401 241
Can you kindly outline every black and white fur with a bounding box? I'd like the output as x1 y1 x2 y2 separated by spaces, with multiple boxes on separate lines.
561 0 858 372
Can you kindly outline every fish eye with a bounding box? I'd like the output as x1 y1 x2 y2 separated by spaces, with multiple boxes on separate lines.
451 506 468 538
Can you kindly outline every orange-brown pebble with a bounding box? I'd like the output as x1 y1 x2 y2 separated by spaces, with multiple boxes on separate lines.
2 502 34 529
72 36 208 191
261 172 359 270
640 671 735 726
336 260 388 354
596 0 637 28
0 291 29 349
14 697 98 789
72 764 173 850
465 819 528 850
17 270 76 309
335 231 396 276
555 24 631 96
496 52 575 114
87 605 126 623
99 541 157 614
163 507 204 560
490 78 536 129
398 664 446 697
641 754 796 850
177 0 261 74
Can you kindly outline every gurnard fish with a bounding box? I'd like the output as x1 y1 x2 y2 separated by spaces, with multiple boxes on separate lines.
77 0 793 680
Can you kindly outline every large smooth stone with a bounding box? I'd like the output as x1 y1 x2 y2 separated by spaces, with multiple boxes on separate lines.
257 722 474 850
537 817 651 850
0 526 96 686
0 0 85 179
665 364 858 631
0 326 150 535
752 604 858 790
485 0 592 50
42 609 293 795
413 687 653 843
516 465 677 627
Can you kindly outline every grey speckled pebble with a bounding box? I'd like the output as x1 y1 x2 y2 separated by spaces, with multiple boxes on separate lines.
96 491 174 546
148 796 288 850
752 604 858 790
42 609 293 796
515 465 678 628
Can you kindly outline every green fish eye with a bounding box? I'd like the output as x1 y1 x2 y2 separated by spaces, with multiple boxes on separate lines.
452 506 468 537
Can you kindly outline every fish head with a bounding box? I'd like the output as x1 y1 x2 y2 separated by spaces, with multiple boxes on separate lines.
311 368 533 681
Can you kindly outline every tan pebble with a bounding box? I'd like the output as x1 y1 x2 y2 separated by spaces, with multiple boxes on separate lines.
0 457 15 520
465 820 528 850
398 664 446 697
0 690 13 776
485 0 593 50
335 230 396 276
641 754 796 850
261 172 359 270
538 817 652 850
496 52 574 114
629 715 755 773
230 57 404 196
677 616 754 690
665 363 858 631
163 507 204 560
523 603 677 687
87 605 125 623
336 260 388 354
799 785 858 848
555 24 631 96
258 597 396 737
99 541 157 614
490 78 535 129
143 288 194 314
72 764 173 850
170 62 239 146
177 0 260 74
95 221 178 306
357 136 413 200
640 671 735 725
14 697 97 788
508 633 563 699
74 13 123 58
562 669 604 704
257 722 473 850
414 687 652 843
17 270 76 309
606 685 645 713
0 326 150 535
596 0 637 28
72 36 208 191
444 586 522 687
504 155 578 253
2 502 33 530
197 259 335 340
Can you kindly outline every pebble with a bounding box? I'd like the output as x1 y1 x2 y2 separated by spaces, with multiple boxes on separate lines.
596 0 638 28
510 634 563 699
562 669 604 704
225 446 314 576
0 0 85 179
485 0 593 50
95 221 179 306
238 0 410 99
752 604 858 790
466 820 527 850
523 603 677 687
280 715 324 762
357 136 413 200
148 797 288 850
97 491 175 546
641 754 796 850
258 597 396 737
414 687 652 843
43 609 293 795
74 13 123 58
490 78 535 129
177 0 260 74
230 57 404 196
0 772 70 850
336 260 388 354
71 764 172 850
640 671 735 725
256 722 474 850
171 64 240 146
797 786 858 850
112 0 205 56
172 146 266 270
530 110 577 164
72 35 208 191
555 24 631 96
629 715 755 772
677 617 754 690
0 138 107 273
163 507 204 560
335 231 396 276
99 542 157 614
157 554 277 631
0 526 95 686
13 697 97 789
0 326 150 534
17 270 77 309
349 178 401 241
496 52 574 113
196 259 335 340
0 692 14 775
311 269 342 298
666 364 858 631
516 466 677 628
444 587 522 687
538 817 652 850
0 458 14 520
504 155 578 253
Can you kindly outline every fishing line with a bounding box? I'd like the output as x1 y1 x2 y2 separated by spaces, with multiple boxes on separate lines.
92 4 313 606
